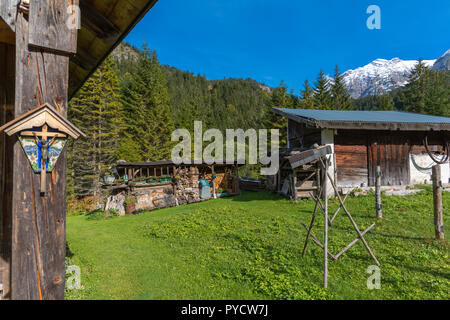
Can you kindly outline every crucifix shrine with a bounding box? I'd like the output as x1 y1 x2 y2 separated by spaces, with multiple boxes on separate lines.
0 0 159 301
30 125 64 194
0 0 80 300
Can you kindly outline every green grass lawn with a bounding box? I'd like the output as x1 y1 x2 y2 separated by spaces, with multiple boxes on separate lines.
66 187 449 300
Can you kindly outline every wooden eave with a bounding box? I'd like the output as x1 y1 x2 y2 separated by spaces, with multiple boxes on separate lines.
68 0 158 98
272 108 450 132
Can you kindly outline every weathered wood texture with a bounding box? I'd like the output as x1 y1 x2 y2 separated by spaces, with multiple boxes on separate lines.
375 166 382 219
335 132 368 186
29 0 79 54
0 43 15 300
368 133 410 186
10 13 71 300
288 124 449 188
432 165 444 240
0 0 19 31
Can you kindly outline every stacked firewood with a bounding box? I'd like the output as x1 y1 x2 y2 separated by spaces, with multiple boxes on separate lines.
174 167 201 204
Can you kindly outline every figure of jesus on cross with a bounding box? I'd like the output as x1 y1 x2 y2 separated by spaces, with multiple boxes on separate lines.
22 124 67 195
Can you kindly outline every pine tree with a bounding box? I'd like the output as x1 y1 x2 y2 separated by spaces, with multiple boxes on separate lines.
376 93 395 110
313 70 333 109
68 56 123 198
299 80 315 109
401 59 429 114
331 65 353 110
262 81 292 147
423 70 450 116
401 59 450 116
119 45 175 162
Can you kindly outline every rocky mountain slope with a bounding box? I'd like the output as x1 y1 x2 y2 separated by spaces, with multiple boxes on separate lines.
342 49 449 98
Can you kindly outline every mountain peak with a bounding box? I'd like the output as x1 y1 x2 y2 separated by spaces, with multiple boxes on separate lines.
431 49 450 71
342 56 437 98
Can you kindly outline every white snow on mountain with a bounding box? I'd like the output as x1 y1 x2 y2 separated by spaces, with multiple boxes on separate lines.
432 49 450 71
342 57 436 99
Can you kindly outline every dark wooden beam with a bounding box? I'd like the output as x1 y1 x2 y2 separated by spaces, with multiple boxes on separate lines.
0 43 15 300
10 8 73 300
71 47 98 71
0 20 15 45
79 0 120 44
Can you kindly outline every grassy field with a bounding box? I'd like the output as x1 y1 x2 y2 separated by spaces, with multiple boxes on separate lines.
66 187 449 300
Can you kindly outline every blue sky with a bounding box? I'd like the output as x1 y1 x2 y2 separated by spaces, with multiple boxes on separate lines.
125 0 450 93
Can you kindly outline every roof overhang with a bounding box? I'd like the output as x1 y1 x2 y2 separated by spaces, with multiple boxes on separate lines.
273 108 450 131
69 0 159 98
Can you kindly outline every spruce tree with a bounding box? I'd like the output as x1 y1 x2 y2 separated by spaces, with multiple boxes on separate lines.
119 45 175 162
69 56 123 198
312 70 333 109
299 80 315 109
331 65 353 110
401 59 429 114
376 93 395 110
262 81 292 147
423 70 450 116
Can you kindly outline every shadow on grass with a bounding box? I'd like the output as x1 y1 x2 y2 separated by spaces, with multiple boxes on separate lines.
370 231 429 242
231 190 286 202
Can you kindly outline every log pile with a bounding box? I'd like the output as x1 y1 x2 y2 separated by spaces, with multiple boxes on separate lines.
174 167 201 205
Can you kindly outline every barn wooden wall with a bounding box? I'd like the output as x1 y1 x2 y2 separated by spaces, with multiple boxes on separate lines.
334 131 369 187
288 121 449 187
0 43 15 299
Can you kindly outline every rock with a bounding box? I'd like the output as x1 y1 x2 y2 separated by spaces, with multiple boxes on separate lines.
104 192 126 216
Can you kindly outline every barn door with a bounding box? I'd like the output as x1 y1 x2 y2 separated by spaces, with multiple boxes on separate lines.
368 134 410 186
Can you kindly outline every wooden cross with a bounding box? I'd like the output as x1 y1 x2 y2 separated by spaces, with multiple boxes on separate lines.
22 124 67 196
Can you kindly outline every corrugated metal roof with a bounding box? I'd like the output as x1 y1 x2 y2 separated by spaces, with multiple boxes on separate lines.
276 108 450 124
273 108 450 131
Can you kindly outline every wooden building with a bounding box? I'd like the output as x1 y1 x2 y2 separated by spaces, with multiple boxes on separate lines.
103 160 241 214
273 108 450 189
0 0 158 300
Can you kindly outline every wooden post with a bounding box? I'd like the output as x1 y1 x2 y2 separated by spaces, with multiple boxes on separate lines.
432 165 444 240
0 43 15 300
7 1 79 300
211 165 216 199
375 166 382 219
292 171 298 201
323 158 328 288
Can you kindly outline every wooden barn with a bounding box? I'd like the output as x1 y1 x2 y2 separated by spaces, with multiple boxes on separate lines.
272 108 450 190
0 0 159 300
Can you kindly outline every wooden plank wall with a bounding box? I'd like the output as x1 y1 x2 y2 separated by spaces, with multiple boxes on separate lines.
334 132 369 187
0 43 15 300
288 123 450 187
368 133 410 186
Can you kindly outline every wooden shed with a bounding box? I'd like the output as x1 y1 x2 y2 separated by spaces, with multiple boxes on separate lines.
273 108 450 188
0 0 158 300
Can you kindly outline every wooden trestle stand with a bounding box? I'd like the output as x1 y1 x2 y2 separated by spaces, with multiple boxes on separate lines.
300 151 380 288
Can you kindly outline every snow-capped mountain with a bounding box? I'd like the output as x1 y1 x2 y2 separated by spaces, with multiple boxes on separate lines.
432 49 450 71
342 58 436 99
